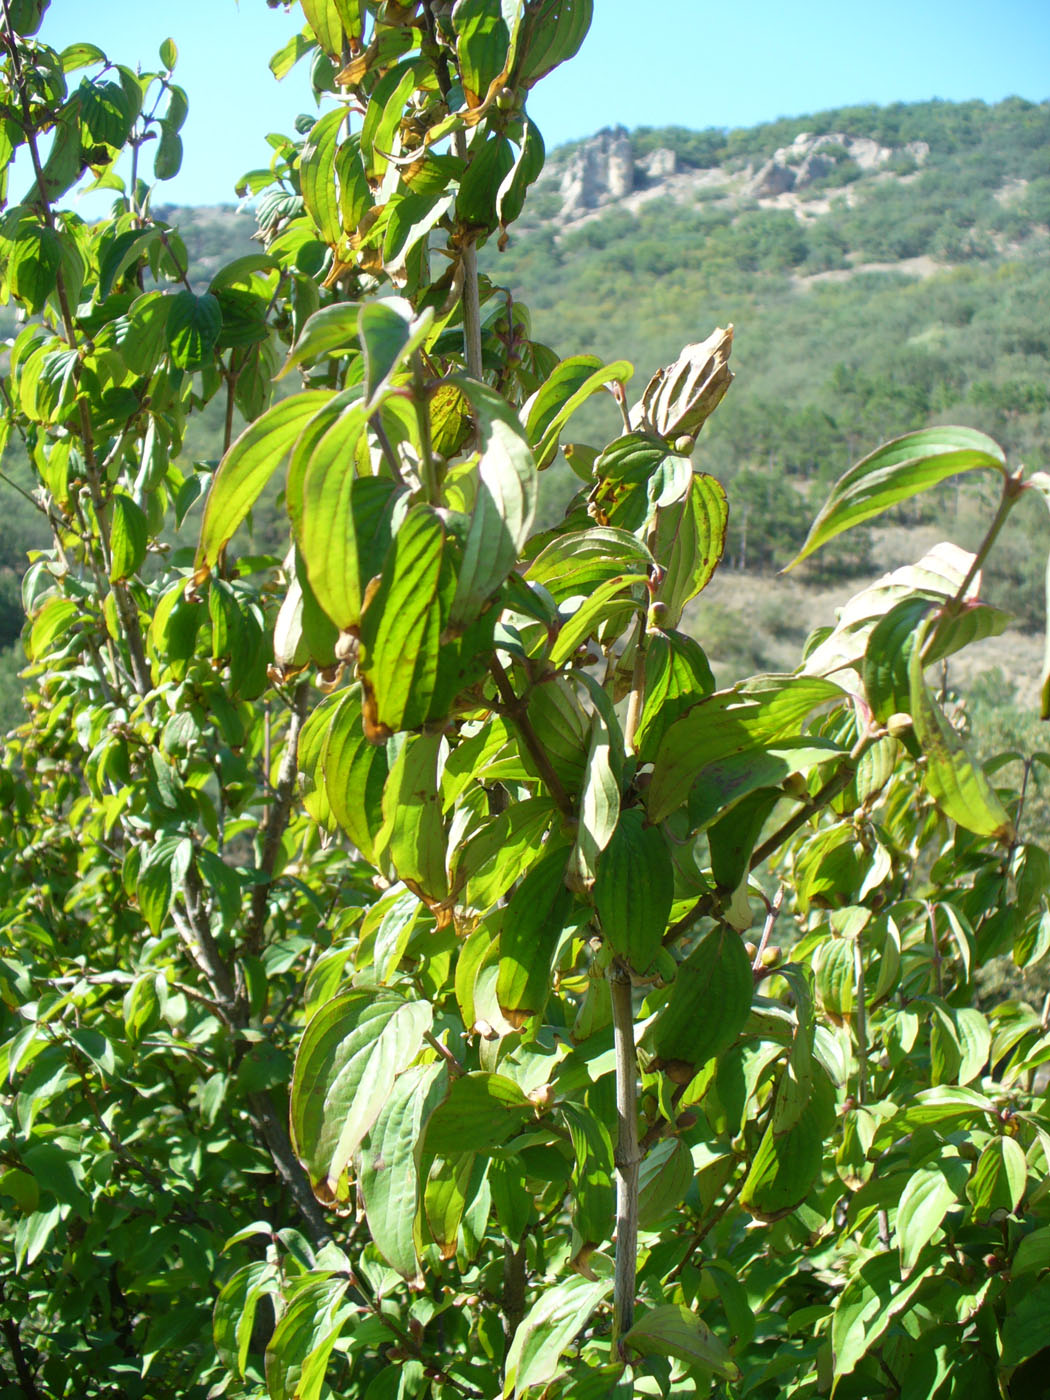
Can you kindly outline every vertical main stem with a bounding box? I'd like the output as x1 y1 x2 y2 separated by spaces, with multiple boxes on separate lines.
460 239 483 380
853 929 869 1106
451 130 484 380
609 962 639 1351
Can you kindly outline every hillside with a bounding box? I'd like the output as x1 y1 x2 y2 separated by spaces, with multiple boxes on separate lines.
1 96 1049 729
480 98 1050 677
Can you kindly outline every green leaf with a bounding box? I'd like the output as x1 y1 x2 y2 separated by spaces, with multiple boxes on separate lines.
290 989 433 1200
814 936 855 1023
648 926 752 1074
359 1061 447 1279
897 1163 965 1273
376 731 448 902
317 686 389 861
788 426 1007 569
213 1261 279 1379
425 1072 533 1157
136 835 192 936
1001 1277 1050 1367
497 117 545 230
692 737 843 835
154 124 183 181
358 506 447 734
594 808 672 972
450 405 538 626
26 594 78 660
119 289 171 373
300 0 353 57
570 702 621 888
634 629 715 762
497 840 575 1025
78 78 132 147
637 1138 694 1231
1013 1225 1050 1278
264 1275 349 1400
525 527 654 603
300 107 344 244
108 492 148 581
549 572 646 667
908 615 1015 840
653 472 729 625
454 0 510 106
623 1304 740 1381
902 1085 996 1128
270 31 316 80
195 390 333 578
707 787 779 893
561 1102 615 1246
522 356 633 469
739 1072 835 1222
424 1153 476 1257
299 428 405 630
0 1167 39 1214
358 297 432 406
648 675 845 824
7 222 61 312
517 0 593 88
278 302 360 377
454 797 555 911
967 1135 1026 1217
159 37 177 69
360 59 419 181
831 1252 933 1383
503 1272 612 1399
457 133 516 227
98 228 161 300
804 540 1006 681
60 42 106 71
165 289 222 371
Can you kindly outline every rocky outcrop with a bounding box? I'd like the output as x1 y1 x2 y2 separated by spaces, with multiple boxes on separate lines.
637 147 678 182
743 131 929 199
750 158 797 198
550 127 932 223
558 126 634 218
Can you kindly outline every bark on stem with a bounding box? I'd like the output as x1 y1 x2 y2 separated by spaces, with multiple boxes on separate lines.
609 961 639 1350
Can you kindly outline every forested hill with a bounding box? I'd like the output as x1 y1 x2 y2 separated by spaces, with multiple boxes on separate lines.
1 95 1049 720
488 96 1050 574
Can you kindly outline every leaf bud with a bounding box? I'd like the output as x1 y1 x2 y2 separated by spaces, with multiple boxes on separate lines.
630 325 733 438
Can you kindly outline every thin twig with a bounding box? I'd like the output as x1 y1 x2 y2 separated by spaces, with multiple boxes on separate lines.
749 763 857 872
424 1030 465 1078
245 682 310 954
490 658 574 819
752 886 784 974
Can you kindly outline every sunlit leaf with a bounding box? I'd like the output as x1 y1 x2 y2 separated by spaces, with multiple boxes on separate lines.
788 427 1007 569
290 990 432 1200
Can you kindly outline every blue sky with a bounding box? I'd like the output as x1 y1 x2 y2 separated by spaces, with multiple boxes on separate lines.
34 0 1050 207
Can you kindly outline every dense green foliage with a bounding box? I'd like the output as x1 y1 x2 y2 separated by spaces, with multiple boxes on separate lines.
2 7 1050 1400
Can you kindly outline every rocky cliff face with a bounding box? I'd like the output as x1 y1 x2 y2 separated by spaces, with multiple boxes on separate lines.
557 126 639 218
549 127 929 224
745 131 929 198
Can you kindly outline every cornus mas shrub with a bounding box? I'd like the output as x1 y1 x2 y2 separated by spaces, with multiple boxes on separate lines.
2 3 1050 1398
